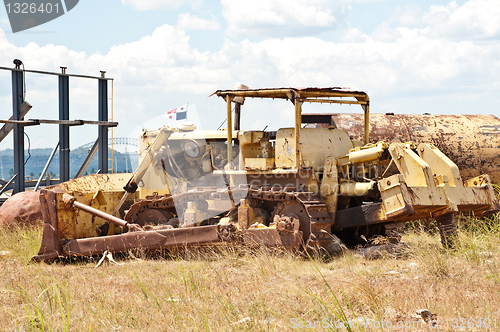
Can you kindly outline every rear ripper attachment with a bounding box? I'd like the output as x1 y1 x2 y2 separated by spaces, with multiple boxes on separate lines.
32 87 500 261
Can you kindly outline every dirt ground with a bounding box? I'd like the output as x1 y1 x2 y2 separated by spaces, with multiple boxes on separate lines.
1 218 499 331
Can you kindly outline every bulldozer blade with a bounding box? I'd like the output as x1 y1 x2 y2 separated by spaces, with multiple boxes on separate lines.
60 225 223 258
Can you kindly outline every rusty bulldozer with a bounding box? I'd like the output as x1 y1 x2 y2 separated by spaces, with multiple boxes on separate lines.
33 87 500 262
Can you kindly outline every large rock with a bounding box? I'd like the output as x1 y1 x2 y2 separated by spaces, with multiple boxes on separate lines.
0 191 43 227
353 243 408 259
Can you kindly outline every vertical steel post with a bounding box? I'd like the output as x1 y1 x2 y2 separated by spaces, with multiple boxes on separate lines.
294 99 302 168
98 71 108 174
226 94 232 168
59 67 70 182
12 66 24 193
363 103 370 145
234 102 241 131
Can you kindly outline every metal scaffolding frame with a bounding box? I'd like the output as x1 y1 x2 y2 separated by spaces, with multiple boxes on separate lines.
0 60 116 193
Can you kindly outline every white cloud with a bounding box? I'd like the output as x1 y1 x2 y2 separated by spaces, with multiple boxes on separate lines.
422 2 458 27
339 28 370 43
176 13 220 31
221 0 349 38
91 19 500 101
121 0 191 10
349 0 387 2
381 1 500 41
418 0 500 40
0 18 10 27
391 4 422 27
371 22 402 42
2 0 500 150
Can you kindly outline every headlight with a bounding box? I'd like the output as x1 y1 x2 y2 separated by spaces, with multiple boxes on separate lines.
183 140 200 158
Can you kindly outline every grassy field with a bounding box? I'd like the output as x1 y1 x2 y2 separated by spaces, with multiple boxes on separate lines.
1 215 500 331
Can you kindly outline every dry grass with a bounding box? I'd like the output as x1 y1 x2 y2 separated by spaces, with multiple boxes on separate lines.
1 215 500 331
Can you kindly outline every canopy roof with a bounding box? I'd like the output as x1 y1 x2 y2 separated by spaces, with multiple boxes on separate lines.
212 87 371 155
211 87 369 105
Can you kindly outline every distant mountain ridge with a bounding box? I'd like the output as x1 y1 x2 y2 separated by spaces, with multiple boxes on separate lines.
0 147 138 181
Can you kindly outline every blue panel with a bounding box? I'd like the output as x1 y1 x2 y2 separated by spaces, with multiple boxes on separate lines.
176 111 187 121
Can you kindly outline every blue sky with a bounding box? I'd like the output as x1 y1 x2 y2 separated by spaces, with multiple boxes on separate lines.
0 0 498 151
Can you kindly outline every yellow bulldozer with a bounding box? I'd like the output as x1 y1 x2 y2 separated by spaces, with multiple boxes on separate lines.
33 87 500 261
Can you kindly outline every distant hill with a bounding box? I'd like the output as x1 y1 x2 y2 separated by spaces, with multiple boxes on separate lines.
0 147 138 181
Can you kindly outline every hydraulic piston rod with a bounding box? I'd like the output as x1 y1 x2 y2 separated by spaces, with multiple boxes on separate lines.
62 193 141 232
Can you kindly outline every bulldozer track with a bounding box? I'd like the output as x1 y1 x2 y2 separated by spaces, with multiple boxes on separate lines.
124 184 333 247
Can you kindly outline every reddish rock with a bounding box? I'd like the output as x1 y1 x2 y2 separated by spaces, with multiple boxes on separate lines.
0 191 43 227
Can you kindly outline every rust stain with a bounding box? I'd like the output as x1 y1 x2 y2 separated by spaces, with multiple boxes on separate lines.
332 114 500 184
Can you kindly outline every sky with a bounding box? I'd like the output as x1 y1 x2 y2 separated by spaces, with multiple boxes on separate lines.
0 0 499 152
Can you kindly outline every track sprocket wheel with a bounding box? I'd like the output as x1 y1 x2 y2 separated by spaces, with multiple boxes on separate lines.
272 201 311 245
